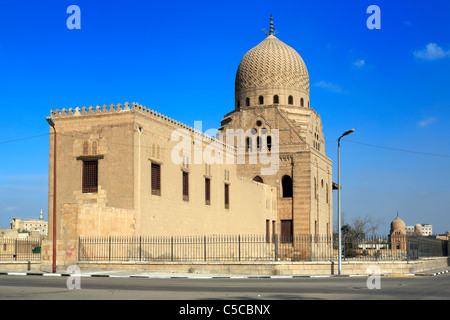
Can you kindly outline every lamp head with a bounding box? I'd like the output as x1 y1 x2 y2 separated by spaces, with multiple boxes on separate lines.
339 128 355 140
342 128 355 137
46 117 55 128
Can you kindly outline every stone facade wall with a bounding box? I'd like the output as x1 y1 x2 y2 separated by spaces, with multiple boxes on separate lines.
45 103 277 268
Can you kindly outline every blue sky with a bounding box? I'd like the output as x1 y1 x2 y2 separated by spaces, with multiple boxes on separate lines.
0 0 449 234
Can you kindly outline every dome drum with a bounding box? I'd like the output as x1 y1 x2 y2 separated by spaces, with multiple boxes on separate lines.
235 86 309 109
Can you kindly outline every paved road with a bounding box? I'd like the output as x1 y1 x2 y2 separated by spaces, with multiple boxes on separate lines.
0 273 449 301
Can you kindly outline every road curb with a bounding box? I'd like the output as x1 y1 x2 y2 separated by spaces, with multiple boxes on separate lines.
0 270 448 279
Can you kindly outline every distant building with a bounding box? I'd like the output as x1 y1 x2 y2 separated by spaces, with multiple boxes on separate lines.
406 223 432 236
9 209 48 237
436 231 450 241
389 213 406 250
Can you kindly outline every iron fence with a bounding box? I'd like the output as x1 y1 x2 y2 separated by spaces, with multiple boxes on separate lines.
78 234 449 263
0 238 42 261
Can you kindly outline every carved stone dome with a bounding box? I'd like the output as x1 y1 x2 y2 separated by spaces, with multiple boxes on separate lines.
234 18 310 110
390 214 406 233
235 35 309 93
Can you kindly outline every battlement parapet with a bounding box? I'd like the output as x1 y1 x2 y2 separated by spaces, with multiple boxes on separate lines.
50 102 235 152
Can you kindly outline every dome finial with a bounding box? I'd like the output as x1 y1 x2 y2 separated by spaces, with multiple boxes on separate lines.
269 14 274 35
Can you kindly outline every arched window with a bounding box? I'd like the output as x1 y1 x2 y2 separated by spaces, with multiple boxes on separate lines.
83 141 89 155
273 95 279 104
92 141 98 155
246 137 251 152
300 98 304 107
288 96 293 105
257 136 262 151
253 176 263 183
259 96 264 105
246 98 250 106
237 100 240 110
282 175 293 198
267 136 272 152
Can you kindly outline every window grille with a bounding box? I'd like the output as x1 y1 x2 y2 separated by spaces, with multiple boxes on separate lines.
224 183 229 209
82 160 98 193
205 178 211 205
182 172 189 201
151 163 161 196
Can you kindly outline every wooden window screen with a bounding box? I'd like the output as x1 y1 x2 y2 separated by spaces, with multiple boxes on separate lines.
182 172 189 201
151 163 161 196
205 178 211 205
82 160 98 193
224 183 229 209
280 220 293 243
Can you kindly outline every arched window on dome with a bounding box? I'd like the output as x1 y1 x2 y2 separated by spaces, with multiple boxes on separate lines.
259 96 264 105
288 96 293 105
253 176 263 183
246 98 250 107
282 175 293 198
273 95 279 104
300 98 304 107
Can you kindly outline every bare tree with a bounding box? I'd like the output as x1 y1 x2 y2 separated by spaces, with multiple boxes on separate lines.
352 216 371 238
367 217 383 237
350 215 384 238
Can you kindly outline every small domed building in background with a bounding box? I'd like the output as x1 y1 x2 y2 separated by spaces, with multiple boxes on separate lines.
389 213 406 250
414 223 423 235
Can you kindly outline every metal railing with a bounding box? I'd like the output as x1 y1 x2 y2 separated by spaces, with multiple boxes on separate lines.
78 234 449 263
0 238 42 261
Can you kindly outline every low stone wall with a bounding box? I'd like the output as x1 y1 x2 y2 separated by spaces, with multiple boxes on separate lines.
0 261 42 272
74 257 450 276
1 257 448 275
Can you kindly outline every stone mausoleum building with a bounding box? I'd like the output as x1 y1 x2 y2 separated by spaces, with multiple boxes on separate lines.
42 18 333 268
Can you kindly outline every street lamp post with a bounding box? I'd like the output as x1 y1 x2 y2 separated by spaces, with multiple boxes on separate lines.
337 128 355 275
46 117 57 273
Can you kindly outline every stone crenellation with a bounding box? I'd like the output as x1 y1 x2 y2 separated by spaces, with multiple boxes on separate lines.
50 102 237 153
